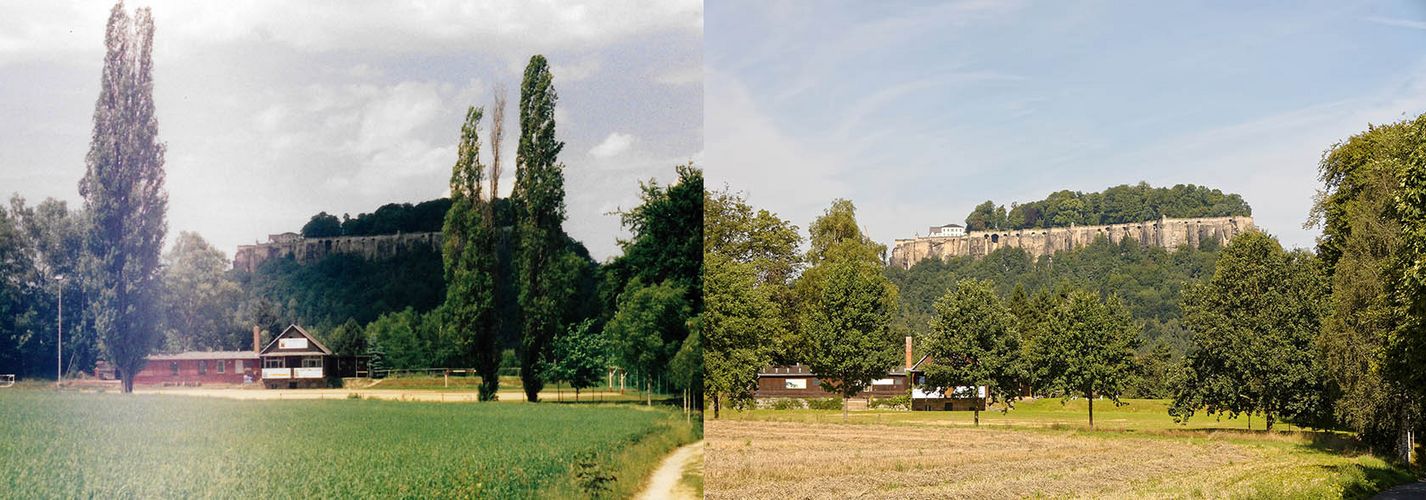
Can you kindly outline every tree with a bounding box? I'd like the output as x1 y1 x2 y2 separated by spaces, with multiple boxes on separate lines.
79 3 167 393
605 280 689 405
1386 114 1426 461
1038 288 1139 428
966 200 997 231
324 318 365 357
803 256 900 421
793 199 885 364
704 188 801 363
546 319 609 401
441 105 501 401
670 318 702 417
512 54 568 402
704 255 777 418
161 232 240 352
1170 231 1329 431
489 83 507 200
922 278 1025 426
301 212 343 238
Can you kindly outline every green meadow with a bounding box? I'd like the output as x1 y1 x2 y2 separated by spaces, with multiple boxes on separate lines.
0 390 698 498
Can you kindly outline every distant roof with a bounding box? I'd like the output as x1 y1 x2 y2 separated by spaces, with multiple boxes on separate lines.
938 223 964 228
758 364 908 377
260 324 333 356
146 351 258 361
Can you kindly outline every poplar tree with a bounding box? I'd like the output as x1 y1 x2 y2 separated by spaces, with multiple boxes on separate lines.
441 106 501 400
79 2 167 393
512 55 567 402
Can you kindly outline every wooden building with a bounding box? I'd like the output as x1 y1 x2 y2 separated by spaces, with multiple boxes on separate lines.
132 351 260 386
259 325 334 389
754 364 910 399
907 354 989 411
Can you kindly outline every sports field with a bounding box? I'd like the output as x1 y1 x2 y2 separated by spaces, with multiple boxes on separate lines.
0 390 698 498
706 399 1414 499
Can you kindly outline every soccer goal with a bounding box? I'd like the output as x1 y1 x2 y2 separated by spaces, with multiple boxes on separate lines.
0 374 14 388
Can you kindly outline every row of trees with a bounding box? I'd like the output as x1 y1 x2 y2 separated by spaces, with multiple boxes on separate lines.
300 199 454 238
963 182 1252 231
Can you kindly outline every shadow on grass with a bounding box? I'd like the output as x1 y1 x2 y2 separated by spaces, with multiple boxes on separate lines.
1330 461 1416 500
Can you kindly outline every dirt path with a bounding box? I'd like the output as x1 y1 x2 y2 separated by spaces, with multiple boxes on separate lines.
1373 479 1426 499
636 440 702 500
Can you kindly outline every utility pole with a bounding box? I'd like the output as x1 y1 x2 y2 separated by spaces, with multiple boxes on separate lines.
56 274 64 387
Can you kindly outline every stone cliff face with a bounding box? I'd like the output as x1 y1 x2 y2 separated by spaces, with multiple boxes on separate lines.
889 216 1254 269
232 232 442 272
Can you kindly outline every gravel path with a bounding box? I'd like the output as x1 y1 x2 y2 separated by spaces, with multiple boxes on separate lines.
636 440 703 500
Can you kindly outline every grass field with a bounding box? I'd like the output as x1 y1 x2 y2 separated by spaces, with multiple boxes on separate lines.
706 399 1416 499
0 390 698 498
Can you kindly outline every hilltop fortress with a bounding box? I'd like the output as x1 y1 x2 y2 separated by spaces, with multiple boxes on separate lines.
889 216 1255 269
233 231 442 272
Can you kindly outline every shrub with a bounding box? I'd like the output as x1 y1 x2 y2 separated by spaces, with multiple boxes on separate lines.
807 397 843 411
769 398 804 410
870 395 910 410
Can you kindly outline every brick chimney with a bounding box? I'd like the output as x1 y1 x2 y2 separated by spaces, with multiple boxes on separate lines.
905 336 914 370
253 325 262 354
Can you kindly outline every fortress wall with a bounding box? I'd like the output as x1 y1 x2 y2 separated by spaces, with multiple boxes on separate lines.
233 232 443 272
889 216 1254 269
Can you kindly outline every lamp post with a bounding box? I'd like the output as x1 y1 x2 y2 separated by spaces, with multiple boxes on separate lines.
55 274 64 387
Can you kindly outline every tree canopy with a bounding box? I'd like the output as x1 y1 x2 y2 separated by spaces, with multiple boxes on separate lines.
965 182 1251 231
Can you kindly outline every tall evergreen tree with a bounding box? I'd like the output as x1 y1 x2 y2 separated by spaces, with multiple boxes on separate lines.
512 54 567 402
442 106 501 400
79 3 167 393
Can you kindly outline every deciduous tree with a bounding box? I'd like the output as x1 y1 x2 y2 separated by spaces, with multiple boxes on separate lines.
1038 288 1139 428
442 106 501 400
803 255 900 422
922 278 1025 426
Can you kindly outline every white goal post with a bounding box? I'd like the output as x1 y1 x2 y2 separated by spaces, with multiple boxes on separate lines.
0 374 14 388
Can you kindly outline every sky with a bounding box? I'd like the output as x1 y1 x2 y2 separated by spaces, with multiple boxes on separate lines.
706 0 1426 251
0 1 702 261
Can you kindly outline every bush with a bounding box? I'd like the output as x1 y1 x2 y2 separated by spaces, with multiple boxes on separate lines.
769 398 804 410
807 397 843 411
870 395 910 410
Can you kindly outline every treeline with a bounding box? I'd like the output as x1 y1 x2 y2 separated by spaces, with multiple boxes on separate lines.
300 198 457 238
888 237 1221 396
963 182 1252 231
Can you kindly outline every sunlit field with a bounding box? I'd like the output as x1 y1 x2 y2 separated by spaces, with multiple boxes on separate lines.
706 399 1413 499
0 390 698 498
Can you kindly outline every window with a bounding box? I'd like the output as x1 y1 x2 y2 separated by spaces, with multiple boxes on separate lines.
264 357 283 369
198 360 207 375
217 360 225 374
785 378 807 390
169 362 179 376
301 357 322 368
871 378 894 386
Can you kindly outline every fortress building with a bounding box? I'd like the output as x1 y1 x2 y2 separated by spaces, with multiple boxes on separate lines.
233 231 443 272
889 216 1254 269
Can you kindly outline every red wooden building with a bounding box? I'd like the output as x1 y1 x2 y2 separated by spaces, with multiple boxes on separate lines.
132 351 260 386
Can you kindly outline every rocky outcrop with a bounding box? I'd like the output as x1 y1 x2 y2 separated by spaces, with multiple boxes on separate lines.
889 216 1254 269
232 232 442 272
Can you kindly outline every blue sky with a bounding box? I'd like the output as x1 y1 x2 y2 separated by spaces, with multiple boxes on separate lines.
706 0 1426 250
0 1 702 260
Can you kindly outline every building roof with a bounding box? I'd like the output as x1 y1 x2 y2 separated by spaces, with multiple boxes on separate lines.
146 351 259 361
937 223 964 229
758 364 908 377
259 324 333 356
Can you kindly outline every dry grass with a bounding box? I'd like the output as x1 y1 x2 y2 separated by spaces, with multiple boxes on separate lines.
705 419 1405 499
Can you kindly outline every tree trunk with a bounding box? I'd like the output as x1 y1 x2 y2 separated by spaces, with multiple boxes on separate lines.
646 378 651 406
1265 411 1274 432
974 409 980 427
122 371 134 393
1088 391 1094 429
714 395 721 419
843 397 849 422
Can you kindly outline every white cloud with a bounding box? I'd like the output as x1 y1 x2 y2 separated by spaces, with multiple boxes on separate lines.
654 65 703 86
589 132 636 158
1366 16 1426 31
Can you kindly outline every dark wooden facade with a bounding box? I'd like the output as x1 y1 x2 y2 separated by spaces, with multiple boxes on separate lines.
754 364 911 399
260 325 335 389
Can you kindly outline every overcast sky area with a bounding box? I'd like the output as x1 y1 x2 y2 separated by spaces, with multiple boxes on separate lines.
707 0 1426 251
0 1 702 261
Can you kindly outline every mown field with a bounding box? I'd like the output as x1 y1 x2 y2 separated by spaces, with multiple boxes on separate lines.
707 399 1415 499
0 390 698 498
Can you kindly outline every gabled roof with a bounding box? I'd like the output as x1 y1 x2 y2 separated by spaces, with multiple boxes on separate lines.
259 324 333 356
909 354 934 372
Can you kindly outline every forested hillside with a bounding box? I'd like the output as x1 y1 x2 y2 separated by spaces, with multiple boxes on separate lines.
963 182 1251 231
886 236 1224 396
300 198 457 238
